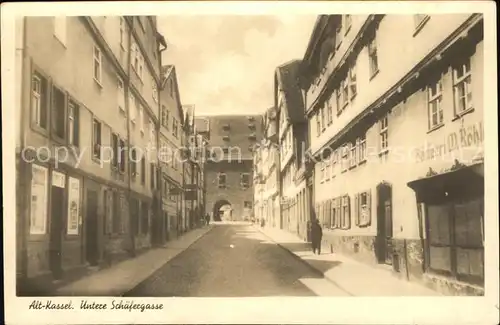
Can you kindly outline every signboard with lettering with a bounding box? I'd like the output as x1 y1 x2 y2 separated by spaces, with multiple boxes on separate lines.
52 171 66 188
414 122 483 163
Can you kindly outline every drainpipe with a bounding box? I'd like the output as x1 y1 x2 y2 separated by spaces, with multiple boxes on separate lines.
157 39 167 245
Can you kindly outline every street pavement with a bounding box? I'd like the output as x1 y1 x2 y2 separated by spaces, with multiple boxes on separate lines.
124 223 349 297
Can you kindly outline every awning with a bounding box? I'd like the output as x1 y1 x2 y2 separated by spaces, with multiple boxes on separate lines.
407 162 484 202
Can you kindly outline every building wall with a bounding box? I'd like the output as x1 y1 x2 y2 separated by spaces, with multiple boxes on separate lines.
18 16 165 291
306 14 484 295
205 160 254 220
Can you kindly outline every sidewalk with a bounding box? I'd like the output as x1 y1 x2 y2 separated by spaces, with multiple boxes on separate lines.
256 225 441 296
55 225 214 296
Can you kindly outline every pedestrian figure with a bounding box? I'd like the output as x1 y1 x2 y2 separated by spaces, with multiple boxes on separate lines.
205 213 210 225
311 219 323 255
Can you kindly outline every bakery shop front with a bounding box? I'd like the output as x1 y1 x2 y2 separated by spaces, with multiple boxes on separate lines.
407 122 484 295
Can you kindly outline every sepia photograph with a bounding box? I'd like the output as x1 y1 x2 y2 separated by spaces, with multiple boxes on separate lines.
2 1 498 324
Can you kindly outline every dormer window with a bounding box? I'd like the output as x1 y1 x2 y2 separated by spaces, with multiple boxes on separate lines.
222 135 230 141
248 133 257 141
222 123 230 131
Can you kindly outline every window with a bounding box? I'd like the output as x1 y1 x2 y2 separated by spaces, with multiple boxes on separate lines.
428 78 444 129
92 118 101 159
223 135 230 141
453 58 473 115
349 141 357 168
335 88 342 115
68 100 79 147
152 78 158 102
368 37 379 78
326 101 333 126
319 163 325 183
335 24 342 49
150 163 156 189
358 135 366 163
119 17 126 49
129 93 137 123
241 173 250 189
139 104 144 134
172 119 178 138
132 42 139 70
427 198 484 284
325 160 330 180
130 147 138 177
244 201 253 209
52 86 66 140
111 133 119 169
141 201 149 235
342 78 349 107
119 138 126 173
117 77 125 113
93 46 102 84
341 195 351 229
414 14 430 31
341 145 349 172
54 17 67 46
320 105 326 131
30 164 49 234
349 66 357 98
140 157 146 185
330 150 338 178
344 15 352 34
379 115 388 152
31 72 48 129
161 105 167 128
355 191 371 227
217 173 226 188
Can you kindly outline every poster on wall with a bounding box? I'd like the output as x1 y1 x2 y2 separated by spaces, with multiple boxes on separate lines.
67 177 80 235
30 164 49 235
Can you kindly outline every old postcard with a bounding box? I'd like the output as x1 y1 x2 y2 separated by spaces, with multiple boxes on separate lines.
2 1 498 324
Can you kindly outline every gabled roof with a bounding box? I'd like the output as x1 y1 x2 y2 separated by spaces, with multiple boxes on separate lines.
160 65 185 127
275 60 306 124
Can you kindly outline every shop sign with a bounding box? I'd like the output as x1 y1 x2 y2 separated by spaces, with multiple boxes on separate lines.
415 121 483 163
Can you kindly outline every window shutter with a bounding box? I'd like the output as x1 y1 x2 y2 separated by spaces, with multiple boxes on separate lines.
327 199 332 228
355 193 360 226
366 189 372 226
339 196 344 228
346 195 351 229
331 198 337 229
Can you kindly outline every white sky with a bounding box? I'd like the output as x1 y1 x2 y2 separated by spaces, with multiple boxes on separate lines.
158 15 317 116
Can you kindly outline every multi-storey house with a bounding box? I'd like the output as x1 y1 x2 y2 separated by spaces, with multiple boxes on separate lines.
158 65 184 240
275 60 309 238
301 14 484 295
16 16 167 294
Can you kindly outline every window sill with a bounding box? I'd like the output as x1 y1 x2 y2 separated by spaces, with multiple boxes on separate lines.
344 25 352 36
348 164 357 171
358 159 367 166
30 123 49 138
413 16 430 37
451 107 475 121
378 148 389 157
93 78 103 89
427 123 444 134
369 69 380 81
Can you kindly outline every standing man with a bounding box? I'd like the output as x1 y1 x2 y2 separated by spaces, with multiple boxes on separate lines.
205 213 210 226
311 219 323 255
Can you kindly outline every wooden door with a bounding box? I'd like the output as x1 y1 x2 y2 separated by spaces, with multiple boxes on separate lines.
49 185 65 279
85 190 99 266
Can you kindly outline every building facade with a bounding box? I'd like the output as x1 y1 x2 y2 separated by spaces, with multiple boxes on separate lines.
158 65 184 241
15 15 180 294
198 115 263 221
275 60 310 240
253 106 281 227
301 14 484 295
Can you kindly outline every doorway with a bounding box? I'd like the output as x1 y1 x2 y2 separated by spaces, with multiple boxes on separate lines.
86 189 99 266
49 185 65 279
376 182 393 265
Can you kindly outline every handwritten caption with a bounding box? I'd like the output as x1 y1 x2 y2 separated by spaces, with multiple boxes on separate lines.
29 300 164 312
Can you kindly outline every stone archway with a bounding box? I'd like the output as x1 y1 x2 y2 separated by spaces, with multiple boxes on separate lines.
213 199 232 222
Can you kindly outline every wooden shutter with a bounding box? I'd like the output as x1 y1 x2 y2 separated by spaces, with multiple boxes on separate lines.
365 189 372 226
346 195 351 229
355 193 360 226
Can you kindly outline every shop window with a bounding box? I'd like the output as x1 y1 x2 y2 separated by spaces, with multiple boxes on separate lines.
426 198 484 284
453 58 473 116
30 164 49 235
31 72 48 130
428 78 444 129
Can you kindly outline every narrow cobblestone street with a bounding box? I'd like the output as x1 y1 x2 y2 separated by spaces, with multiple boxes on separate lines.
124 223 349 297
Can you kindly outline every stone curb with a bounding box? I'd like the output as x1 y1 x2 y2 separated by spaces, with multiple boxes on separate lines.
254 226 354 296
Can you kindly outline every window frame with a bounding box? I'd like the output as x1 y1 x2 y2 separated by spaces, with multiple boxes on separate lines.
379 115 389 153
31 71 49 132
93 45 103 85
67 98 80 147
452 58 473 117
217 172 227 189
428 77 444 130
240 173 250 189
368 37 379 78
51 84 67 142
